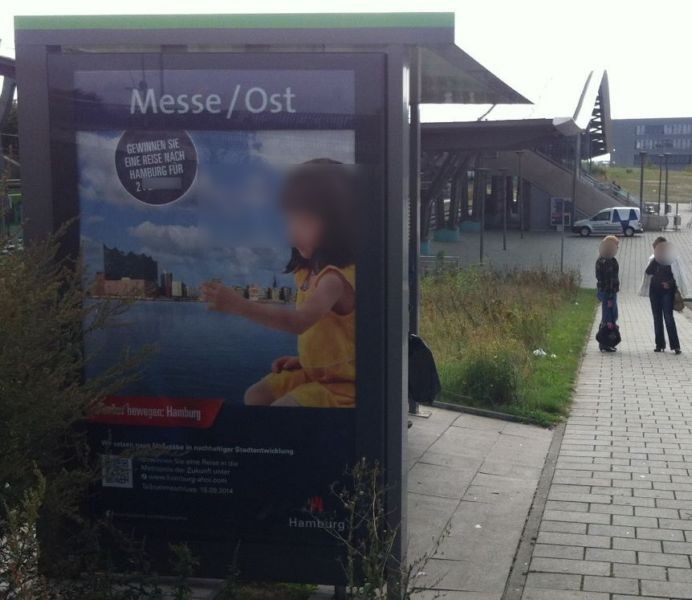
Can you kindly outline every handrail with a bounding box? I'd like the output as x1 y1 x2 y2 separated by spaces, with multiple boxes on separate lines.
529 149 639 208
581 170 637 205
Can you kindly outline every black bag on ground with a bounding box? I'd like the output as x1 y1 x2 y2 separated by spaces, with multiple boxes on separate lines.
596 324 621 348
408 334 441 405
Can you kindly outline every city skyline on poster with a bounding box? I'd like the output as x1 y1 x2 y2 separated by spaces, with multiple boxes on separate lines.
80 129 356 299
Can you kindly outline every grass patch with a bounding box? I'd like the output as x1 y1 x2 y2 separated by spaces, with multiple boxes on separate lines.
229 582 316 599
590 164 692 208
421 267 597 426
510 288 596 426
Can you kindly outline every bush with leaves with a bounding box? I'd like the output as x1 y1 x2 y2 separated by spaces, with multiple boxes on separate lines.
0 233 153 597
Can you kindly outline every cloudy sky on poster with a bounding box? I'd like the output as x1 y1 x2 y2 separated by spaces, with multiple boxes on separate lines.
79 129 355 289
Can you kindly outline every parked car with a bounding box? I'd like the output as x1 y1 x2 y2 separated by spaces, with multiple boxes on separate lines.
572 207 643 237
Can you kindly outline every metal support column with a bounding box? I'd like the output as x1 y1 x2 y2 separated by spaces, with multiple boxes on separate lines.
408 48 421 335
477 166 487 265
460 169 469 222
516 151 524 239
638 151 647 213
664 152 670 217
500 168 508 251
383 46 409 594
657 155 663 215
567 135 581 273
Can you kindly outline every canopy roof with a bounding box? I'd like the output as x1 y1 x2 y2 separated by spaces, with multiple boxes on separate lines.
14 12 528 105
421 69 612 156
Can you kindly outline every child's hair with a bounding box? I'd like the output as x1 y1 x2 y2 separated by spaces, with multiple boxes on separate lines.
599 235 618 257
653 236 667 247
281 158 356 273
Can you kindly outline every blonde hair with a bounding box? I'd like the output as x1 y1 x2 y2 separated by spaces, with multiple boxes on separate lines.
599 235 619 257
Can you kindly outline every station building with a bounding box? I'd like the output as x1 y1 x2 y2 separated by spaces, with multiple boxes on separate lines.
418 69 635 239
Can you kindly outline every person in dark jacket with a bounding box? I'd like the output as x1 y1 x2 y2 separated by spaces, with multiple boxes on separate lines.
641 237 686 354
595 235 620 352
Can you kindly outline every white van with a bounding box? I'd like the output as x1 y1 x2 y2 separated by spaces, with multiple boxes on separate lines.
572 207 643 237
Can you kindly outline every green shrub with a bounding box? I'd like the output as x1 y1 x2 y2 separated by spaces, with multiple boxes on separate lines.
0 234 150 596
420 265 590 420
453 336 525 407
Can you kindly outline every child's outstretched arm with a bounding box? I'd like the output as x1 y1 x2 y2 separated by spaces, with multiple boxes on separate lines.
201 272 347 334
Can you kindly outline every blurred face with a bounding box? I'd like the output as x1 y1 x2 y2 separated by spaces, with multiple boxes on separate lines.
655 242 674 264
600 241 618 258
286 210 324 260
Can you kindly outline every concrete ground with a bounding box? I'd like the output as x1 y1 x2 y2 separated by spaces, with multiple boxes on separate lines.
309 408 554 600
407 410 553 599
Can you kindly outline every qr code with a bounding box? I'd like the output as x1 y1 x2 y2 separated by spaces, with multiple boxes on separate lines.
101 455 133 489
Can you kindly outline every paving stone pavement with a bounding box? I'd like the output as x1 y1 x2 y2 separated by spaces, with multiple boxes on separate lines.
521 293 692 600
431 203 692 295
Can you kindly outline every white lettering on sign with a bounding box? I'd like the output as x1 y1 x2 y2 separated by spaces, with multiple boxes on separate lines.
130 87 297 117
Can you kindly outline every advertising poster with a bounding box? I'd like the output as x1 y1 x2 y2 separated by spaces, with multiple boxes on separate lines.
49 54 385 580
550 197 573 228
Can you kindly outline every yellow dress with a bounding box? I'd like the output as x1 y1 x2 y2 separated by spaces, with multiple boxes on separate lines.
263 264 356 408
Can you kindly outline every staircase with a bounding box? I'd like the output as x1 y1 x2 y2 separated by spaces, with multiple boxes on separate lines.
484 150 637 219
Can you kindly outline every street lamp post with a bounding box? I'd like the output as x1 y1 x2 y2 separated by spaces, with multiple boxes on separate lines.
639 151 647 214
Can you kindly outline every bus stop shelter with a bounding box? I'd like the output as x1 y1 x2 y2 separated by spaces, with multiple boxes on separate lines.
14 12 529 588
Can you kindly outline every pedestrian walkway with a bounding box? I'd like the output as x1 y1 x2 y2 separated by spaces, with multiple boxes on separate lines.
521 294 692 600
311 408 553 600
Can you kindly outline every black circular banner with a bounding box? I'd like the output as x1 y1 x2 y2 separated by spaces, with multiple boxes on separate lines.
115 130 197 205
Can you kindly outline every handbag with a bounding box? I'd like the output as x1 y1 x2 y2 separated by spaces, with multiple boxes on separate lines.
674 290 685 312
596 323 621 348
408 334 441 405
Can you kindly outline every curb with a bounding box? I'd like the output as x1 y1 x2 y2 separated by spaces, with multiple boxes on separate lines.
501 421 566 600
432 400 548 427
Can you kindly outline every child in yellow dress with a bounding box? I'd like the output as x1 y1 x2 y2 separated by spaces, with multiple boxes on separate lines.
201 159 356 408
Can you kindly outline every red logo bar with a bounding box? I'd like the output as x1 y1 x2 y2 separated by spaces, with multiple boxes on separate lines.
89 396 224 429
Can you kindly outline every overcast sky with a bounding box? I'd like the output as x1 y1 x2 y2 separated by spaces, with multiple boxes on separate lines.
1 0 690 119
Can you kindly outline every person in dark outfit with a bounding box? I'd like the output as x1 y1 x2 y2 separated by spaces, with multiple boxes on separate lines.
643 237 683 354
595 235 620 352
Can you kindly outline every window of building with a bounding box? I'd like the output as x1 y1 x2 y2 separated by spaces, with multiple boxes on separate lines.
664 123 692 135
635 138 654 150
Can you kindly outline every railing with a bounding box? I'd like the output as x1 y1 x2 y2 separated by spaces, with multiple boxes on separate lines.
534 147 638 207
419 254 461 274
581 171 636 205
